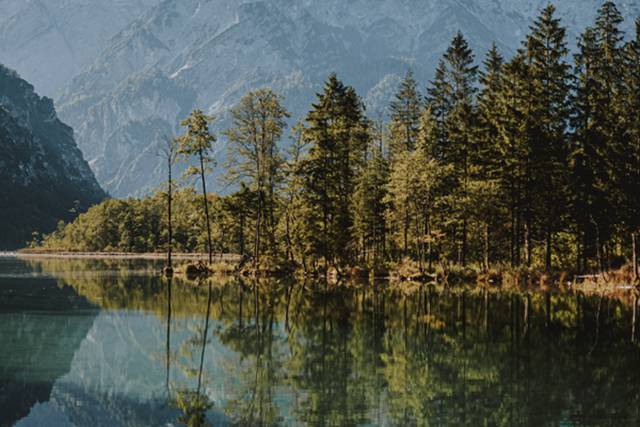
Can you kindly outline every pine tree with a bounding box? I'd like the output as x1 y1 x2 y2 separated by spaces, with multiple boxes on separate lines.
494 52 532 266
623 19 640 279
389 69 422 156
416 107 449 271
426 60 452 161
597 2 626 271
478 43 504 138
571 2 626 271
388 70 423 256
353 135 389 268
475 43 505 270
429 31 478 266
525 4 571 270
385 107 447 271
570 26 606 271
299 74 368 271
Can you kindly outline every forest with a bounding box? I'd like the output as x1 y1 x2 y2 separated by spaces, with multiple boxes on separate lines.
39 2 640 278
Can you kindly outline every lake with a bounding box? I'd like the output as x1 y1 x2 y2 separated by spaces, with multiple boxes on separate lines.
1 255 639 426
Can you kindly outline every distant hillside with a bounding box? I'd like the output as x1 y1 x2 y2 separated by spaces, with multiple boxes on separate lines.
0 65 106 249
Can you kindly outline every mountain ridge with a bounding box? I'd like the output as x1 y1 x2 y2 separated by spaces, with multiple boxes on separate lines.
0 65 105 249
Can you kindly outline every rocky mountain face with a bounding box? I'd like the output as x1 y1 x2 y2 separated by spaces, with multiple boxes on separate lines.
2 0 639 198
0 65 105 249
0 0 161 98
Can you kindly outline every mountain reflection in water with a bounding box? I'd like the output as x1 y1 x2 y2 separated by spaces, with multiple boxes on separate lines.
1 257 639 426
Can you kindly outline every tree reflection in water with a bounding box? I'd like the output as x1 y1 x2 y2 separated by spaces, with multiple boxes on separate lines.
25 258 640 426
172 278 215 427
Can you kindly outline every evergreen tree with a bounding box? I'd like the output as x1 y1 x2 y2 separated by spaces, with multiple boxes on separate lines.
427 60 452 161
623 19 640 278
525 4 571 270
428 31 478 265
385 107 447 271
571 2 626 271
596 1 626 269
388 70 423 256
299 74 368 271
389 69 422 155
475 43 505 270
353 136 389 268
570 26 606 271
494 52 532 266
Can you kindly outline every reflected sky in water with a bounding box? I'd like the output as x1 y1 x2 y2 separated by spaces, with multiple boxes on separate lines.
1 256 639 426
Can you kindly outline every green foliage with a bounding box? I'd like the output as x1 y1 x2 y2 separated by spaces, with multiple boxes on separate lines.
526 4 572 270
225 88 290 266
177 109 217 263
42 189 226 254
41 3 640 276
296 74 368 270
174 390 213 427
389 69 421 155
353 137 389 269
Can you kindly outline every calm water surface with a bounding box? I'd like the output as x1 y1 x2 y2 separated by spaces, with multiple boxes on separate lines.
1 256 639 426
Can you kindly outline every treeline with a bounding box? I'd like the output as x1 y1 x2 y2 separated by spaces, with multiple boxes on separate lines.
43 2 640 276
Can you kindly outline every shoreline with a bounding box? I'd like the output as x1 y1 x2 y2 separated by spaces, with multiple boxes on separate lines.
4 250 638 291
11 250 240 262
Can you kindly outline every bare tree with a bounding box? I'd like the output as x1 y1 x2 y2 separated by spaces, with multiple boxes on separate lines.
158 134 179 273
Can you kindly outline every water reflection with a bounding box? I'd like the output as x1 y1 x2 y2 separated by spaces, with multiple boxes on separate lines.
173 279 215 427
0 260 97 427
2 257 640 426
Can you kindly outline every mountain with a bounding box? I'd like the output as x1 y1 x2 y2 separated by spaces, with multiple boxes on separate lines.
0 65 106 249
3 0 639 198
0 0 161 98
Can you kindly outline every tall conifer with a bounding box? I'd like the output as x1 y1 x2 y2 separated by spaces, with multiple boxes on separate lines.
526 4 571 270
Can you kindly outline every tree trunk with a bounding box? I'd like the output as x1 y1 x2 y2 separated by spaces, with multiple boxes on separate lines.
167 156 173 269
285 211 292 263
403 209 409 258
254 190 262 272
632 231 638 281
515 204 522 266
576 231 582 273
461 217 468 267
510 205 516 267
426 212 433 272
199 152 213 265
416 212 424 273
632 294 637 343
524 218 532 267
545 228 552 272
240 211 246 257
595 221 603 273
483 222 490 272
